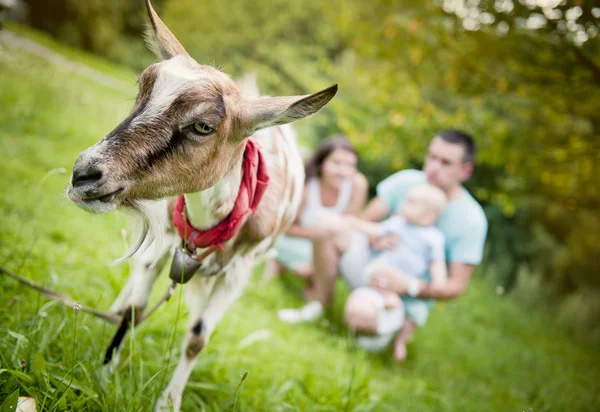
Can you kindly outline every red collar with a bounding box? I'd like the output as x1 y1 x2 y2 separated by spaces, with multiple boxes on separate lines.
172 138 269 251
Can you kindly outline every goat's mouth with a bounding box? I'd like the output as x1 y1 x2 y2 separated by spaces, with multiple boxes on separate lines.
68 187 126 214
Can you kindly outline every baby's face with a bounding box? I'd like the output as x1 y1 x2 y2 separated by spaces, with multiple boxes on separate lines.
400 193 437 226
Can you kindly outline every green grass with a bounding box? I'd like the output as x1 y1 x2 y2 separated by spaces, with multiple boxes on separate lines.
1 29 599 411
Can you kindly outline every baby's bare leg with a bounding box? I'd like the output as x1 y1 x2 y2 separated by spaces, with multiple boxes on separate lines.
393 318 416 362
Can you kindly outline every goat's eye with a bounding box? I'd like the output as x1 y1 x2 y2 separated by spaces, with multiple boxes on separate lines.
192 122 214 136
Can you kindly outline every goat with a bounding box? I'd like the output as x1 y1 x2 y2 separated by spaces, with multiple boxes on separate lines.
67 1 337 410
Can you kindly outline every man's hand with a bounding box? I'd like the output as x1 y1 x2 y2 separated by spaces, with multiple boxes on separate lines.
369 266 408 295
370 233 400 251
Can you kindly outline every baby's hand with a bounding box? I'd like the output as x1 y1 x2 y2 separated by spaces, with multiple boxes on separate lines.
371 233 399 251
373 287 402 309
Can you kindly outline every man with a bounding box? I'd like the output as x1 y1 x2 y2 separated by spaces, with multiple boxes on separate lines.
278 129 488 361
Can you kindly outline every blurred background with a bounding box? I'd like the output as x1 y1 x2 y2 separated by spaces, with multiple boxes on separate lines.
5 0 599 337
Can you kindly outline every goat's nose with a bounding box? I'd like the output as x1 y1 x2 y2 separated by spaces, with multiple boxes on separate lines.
72 162 103 188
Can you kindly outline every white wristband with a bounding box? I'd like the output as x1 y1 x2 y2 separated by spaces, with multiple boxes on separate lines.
407 279 421 298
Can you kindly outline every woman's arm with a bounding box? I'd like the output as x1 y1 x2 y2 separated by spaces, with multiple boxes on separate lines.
360 197 391 222
344 215 382 239
344 173 369 216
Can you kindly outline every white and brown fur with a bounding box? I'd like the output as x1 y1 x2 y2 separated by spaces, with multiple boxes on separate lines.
67 1 337 410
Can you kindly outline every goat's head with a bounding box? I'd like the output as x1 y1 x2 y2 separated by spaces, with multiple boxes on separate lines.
68 0 337 214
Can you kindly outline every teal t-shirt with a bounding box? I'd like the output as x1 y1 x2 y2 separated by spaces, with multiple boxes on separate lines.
376 170 488 266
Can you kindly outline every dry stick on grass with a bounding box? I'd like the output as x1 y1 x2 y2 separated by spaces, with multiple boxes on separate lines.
0 266 120 324
1 266 176 327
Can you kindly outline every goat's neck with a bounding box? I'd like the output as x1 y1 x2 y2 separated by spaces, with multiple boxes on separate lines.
184 155 244 230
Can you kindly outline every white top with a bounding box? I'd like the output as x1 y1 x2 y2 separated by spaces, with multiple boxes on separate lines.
298 177 352 227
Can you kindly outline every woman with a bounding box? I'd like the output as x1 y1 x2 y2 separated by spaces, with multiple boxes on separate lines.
270 135 368 283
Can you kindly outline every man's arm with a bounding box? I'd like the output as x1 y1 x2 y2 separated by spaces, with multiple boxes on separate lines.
428 260 448 286
372 203 487 299
418 263 474 299
428 230 447 286
416 208 486 299
369 262 475 300
416 262 474 299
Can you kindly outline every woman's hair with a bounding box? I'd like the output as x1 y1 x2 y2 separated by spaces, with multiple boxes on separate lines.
304 134 358 179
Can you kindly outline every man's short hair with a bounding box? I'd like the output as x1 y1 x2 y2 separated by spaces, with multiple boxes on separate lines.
436 129 476 164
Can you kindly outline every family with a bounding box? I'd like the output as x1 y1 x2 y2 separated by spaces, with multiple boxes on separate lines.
271 130 488 361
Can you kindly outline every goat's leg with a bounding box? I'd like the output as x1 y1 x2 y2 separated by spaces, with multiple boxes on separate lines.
105 233 177 365
154 275 220 411
156 260 251 412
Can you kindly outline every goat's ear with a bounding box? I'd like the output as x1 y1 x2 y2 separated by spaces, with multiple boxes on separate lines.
144 0 189 60
242 84 338 135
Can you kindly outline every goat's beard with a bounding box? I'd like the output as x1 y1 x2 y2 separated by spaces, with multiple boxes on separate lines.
112 199 170 266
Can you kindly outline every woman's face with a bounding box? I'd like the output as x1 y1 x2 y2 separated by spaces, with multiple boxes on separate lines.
320 148 358 188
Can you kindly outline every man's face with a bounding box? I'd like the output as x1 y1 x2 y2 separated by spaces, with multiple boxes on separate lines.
423 137 473 191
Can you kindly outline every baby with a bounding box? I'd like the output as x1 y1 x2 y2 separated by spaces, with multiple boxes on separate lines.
345 183 448 358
